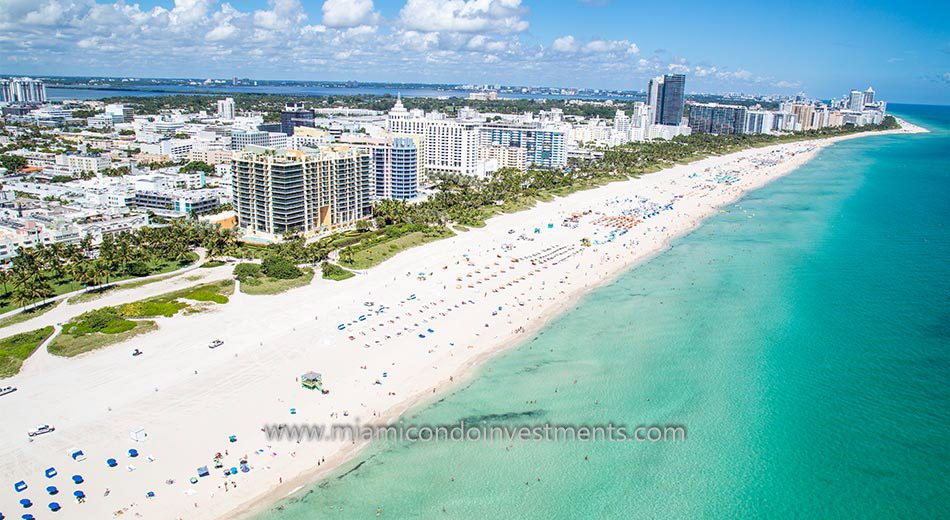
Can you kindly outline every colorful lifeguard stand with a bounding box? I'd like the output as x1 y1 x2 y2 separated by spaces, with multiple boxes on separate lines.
300 372 326 393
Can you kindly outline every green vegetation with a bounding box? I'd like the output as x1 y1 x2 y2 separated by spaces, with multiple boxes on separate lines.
0 326 54 378
116 279 235 317
49 319 156 358
201 260 226 268
261 256 301 279
341 227 455 270
239 267 314 295
0 220 235 314
180 160 215 173
0 301 60 329
321 262 354 281
0 154 27 173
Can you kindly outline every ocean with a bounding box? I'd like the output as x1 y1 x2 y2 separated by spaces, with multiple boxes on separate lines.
256 104 950 518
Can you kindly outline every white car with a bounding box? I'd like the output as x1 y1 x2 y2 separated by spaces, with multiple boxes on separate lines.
208 339 224 349
0 385 16 396
28 424 55 437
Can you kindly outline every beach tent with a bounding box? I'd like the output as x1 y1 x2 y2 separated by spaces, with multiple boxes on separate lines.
44 468 57 478
130 428 148 443
67 449 85 462
14 481 27 492
106 459 117 468
197 466 210 478
71 475 83 484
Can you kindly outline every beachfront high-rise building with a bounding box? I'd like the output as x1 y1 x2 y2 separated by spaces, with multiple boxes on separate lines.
0 77 47 103
232 145 373 239
478 123 567 169
280 103 315 136
216 98 236 120
849 90 865 111
687 103 747 135
338 134 420 201
863 87 875 106
647 74 687 125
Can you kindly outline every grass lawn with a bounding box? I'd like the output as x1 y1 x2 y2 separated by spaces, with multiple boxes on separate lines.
0 326 55 378
116 279 235 317
3 252 199 313
344 229 455 270
321 263 354 281
240 268 314 295
0 301 60 330
49 320 157 358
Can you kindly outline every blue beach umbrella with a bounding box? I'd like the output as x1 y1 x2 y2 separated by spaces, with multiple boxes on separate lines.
73 490 85 499
71 475 83 484
21 515 34 520
18 499 31 508
128 449 138 458
48 502 61 512
106 458 117 467
45 486 57 495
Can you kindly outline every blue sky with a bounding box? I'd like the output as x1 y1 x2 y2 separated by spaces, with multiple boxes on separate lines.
1 0 947 103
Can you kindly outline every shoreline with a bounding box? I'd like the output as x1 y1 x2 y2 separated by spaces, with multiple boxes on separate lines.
0 120 926 520
229 119 927 519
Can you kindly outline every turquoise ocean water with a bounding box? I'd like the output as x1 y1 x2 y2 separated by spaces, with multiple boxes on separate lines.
258 104 950 519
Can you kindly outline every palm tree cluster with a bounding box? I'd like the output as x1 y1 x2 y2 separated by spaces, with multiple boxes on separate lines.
1 221 238 310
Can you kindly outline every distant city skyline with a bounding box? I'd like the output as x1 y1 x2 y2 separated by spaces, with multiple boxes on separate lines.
0 0 947 104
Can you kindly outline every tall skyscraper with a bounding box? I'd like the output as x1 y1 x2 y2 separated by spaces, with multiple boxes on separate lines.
216 97 235 120
658 74 686 125
863 87 875 106
647 74 687 125
849 90 865 111
647 77 663 122
232 145 372 238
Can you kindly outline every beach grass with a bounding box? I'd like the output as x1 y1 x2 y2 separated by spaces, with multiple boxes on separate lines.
240 268 314 295
201 260 226 268
0 301 60 329
49 320 157 358
321 263 355 281
0 326 55 378
344 230 455 270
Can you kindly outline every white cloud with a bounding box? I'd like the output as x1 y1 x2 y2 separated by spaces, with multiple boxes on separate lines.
552 35 578 53
399 0 529 34
322 0 379 28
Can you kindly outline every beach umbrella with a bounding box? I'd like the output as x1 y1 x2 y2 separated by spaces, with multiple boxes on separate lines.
45 486 57 495
72 491 84 499
21 515 34 520
146 491 155 498
71 475 83 484
18 499 31 508
48 502 60 512
106 459 117 468
128 449 138 458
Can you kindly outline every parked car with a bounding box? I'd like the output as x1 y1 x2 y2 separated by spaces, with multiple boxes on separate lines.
0 385 17 397
208 340 224 349
28 424 55 437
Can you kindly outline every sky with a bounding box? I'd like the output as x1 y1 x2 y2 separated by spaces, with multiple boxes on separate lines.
0 0 948 104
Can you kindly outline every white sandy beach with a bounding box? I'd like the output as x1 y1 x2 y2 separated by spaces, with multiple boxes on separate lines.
0 121 926 520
